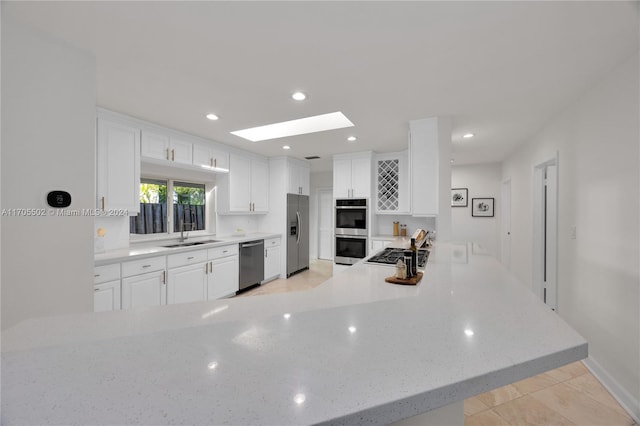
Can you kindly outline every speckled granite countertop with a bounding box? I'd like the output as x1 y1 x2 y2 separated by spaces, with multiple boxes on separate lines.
2 243 587 425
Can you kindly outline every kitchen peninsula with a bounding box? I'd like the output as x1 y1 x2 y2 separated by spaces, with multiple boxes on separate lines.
2 242 587 425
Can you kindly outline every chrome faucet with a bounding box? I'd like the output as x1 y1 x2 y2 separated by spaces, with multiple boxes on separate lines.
179 219 194 242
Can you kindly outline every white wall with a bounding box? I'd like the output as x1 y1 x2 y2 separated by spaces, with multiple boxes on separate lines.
309 171 332 260
451 163 501 258
502 52 639 418
1 12 96 329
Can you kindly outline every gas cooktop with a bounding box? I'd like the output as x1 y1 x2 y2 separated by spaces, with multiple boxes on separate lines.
366 247 430 268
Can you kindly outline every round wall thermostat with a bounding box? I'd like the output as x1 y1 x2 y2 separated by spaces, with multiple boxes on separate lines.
47 191 72 208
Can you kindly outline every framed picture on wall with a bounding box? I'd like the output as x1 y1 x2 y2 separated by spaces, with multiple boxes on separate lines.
451 188 468 207
472 198 495 217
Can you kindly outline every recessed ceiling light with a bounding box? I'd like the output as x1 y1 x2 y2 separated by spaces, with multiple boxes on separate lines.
291 91 307 101
230 111 354 142
206 113 219 121
282 145 291 150
347 136 357 142
450 159 455 164
463 133 474 139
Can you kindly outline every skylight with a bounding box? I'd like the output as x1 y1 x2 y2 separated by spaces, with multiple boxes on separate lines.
230 112 354 142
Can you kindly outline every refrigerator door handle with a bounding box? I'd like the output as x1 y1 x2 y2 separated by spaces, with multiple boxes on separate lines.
296 211 301 245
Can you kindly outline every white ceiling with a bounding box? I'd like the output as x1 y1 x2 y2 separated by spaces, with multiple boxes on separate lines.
5 1 638 172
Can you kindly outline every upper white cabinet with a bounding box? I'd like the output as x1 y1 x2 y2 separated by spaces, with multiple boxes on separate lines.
141 130 192 165
193 144 229 170
408 118 451 217
217 153 269 214
288 161 310 195
96 117 141 214
333 152 373 199
375 151 409 214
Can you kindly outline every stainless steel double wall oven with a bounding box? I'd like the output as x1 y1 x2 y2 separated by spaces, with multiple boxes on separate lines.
335 198 368 265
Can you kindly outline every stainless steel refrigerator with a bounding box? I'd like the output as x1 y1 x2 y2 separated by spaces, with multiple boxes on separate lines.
287 193 310 277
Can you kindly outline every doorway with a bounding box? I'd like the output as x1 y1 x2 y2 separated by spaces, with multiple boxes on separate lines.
317 189 333 260
533 156 558 311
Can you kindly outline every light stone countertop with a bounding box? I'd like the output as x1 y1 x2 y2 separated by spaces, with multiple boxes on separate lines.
2 242 587 425
94 232 282 265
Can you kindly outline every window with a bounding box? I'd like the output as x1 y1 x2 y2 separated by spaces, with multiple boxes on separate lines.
130 179 206 235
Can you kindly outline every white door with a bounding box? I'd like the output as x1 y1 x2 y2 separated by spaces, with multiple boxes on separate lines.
209 255 239 299
167 263 207 304
545 165 558 311
501 179 512 270
318 189 333 260
122 271 166 309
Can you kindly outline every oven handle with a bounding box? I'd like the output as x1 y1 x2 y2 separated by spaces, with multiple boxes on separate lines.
335 206 366 209
336 235 367 239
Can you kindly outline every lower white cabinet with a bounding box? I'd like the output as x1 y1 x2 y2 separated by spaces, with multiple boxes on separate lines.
167 250 208 305
264 237 281 282
94 263 121 312
93 280 121 312
208 244 239 299
121 256 167 309
167 263 207 304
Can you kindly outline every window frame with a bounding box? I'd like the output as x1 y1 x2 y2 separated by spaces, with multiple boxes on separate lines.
130 176 212 241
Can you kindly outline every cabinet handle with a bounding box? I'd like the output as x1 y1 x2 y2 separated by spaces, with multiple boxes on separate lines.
94 288 99 292
210 261 213 273
223 250 228 254
187 256 194 260
101 196 105 210
172 149 175 161
265 250 268 258
94 274 100 277
142 264 151 268
166 148 170 160
205 263 208 274
214 158 217 168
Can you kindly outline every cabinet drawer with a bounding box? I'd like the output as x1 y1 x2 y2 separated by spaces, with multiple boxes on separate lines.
208 244 239 260
264 237 281 248
122 256 166 277
167 249 208 269
94 264 121 284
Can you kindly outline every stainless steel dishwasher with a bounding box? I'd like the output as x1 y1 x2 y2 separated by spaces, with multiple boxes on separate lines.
239 240 264 291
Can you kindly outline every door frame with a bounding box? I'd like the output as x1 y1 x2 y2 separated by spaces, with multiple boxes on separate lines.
501 178 512 270
316 187 333 261
532 153 558 311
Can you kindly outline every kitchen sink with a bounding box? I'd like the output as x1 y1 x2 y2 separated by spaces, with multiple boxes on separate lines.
162 239 221 248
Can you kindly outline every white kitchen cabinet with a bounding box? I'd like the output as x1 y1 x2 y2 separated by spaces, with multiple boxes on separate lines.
93 263 121 312
207 244 239 299
193 144 229 170
333 152 372 199
121 270 166 309
167 263 207 304
121 255 167 309
263 237 281 282
218 154 269 214
96 118 140 214
375 151 409 214
167 250 208 305
288 161 310 195
408 118 452 217
141 130 192 165
93 281 121 312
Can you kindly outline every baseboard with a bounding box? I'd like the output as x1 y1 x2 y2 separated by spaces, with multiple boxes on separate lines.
582 356 640 423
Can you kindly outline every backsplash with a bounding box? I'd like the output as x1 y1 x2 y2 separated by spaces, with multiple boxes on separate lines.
374 215 436 238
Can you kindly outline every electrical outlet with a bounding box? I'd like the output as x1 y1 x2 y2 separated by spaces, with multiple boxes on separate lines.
570 226 577 240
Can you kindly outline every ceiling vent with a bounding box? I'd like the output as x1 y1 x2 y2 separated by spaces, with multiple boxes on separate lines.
304 156 321 160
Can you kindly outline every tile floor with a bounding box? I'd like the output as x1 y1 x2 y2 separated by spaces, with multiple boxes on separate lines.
238 260 637 426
